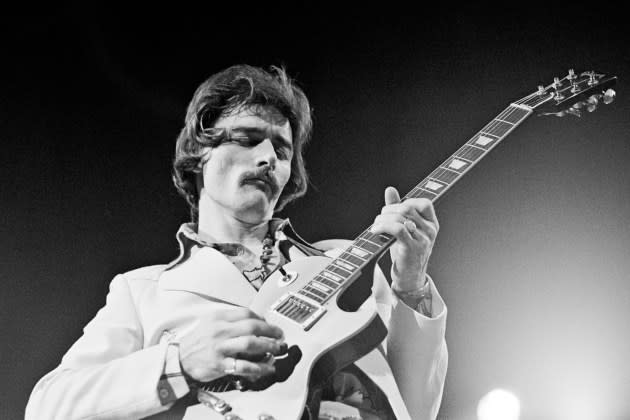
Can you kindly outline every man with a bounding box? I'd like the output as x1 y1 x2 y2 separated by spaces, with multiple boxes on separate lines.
26 65 447 419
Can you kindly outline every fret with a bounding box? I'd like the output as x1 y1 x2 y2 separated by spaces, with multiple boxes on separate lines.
455 145 484 161
321 270 343 284
502 106 530 123
304 285 327 299
340 252 366 267
302 282 328 299
377 233 392 243
468 142 489 151
328 263 353 277
332 259 356 272
494 117 515 125
348 246 370 258
478 131 499 140
408 188 438 200
297 289 325 303
432 167 459 184
483 120 513 137
357 230 381 245
353 238 381 253
360 230 391 246
309 281 333 294
317 276 340 289
299 287 326 301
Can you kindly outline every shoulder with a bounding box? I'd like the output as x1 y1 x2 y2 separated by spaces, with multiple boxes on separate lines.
111 264 168 293
119 264 168 282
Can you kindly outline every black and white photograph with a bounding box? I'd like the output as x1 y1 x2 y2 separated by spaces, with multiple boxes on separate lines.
2 10 629 420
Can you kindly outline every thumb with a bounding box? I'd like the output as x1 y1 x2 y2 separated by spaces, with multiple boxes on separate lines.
384 186 401 205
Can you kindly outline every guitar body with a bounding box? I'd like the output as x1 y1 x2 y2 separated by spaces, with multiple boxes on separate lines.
183 255 388 420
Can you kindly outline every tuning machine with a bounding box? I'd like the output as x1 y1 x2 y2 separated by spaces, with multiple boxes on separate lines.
539 87 616 118
552 77 565 100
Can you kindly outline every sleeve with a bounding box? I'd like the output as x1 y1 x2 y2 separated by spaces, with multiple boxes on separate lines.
24 274 188 420
374 267 448 420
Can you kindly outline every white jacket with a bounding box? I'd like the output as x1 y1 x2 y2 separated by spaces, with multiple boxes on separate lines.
25 224 447 420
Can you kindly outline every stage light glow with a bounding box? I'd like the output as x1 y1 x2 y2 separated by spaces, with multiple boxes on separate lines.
477 388 520 420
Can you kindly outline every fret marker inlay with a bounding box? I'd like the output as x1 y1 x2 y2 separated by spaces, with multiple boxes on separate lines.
350 247 369 258
448 159 467 170
334 260 355 271
322 271 342 283
475 135 494 146
425 180 444 191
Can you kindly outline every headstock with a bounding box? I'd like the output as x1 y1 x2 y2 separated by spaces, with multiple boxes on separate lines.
523 70 618 117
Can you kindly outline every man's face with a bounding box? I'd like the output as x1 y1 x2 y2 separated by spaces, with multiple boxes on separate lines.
198 105 293 223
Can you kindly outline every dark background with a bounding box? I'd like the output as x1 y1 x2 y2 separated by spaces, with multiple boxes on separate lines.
2 11 629 420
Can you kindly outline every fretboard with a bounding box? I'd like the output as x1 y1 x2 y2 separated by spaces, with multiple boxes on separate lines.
297 102 537 305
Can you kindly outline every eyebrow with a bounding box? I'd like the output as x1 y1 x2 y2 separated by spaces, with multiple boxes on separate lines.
230 126 293 150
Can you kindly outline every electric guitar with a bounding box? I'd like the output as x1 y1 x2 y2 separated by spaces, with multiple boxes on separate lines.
182 70 617 420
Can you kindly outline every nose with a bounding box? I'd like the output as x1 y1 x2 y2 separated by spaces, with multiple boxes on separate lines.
255 138 277 169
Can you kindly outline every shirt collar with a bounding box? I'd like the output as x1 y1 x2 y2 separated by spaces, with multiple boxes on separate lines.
166 218 292 270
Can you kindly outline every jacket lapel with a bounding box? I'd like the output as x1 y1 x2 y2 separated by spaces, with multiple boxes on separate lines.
158 246 256 307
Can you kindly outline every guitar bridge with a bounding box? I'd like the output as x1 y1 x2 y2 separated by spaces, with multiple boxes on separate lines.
270 293 326 330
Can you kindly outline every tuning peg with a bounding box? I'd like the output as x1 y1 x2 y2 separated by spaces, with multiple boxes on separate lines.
553 77 565 100
571 80 581 93
603 89 616 104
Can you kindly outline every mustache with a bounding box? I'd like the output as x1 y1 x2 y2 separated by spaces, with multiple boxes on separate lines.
240 166 280 194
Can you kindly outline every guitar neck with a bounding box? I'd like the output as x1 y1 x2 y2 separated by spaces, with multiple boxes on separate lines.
295 95 550 305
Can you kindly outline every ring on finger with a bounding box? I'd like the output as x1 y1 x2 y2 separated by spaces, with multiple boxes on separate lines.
403 218 417 233
262 352 275 364
224 357 237 374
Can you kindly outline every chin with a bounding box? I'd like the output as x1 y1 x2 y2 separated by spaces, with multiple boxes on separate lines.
236 197 277 223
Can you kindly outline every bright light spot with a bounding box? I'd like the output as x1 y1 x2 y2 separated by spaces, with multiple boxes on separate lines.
477 388 520 420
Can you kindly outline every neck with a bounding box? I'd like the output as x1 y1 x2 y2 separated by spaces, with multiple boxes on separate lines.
196 195 271 247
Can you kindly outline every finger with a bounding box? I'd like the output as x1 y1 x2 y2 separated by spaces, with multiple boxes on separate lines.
371 214 436 249
406 215 438 241
370 215 414 242
222 319 284 340
223 357 275 378
381 200 439 234
384 186 401 206
406 198 439 230
373 213 420 236
217 335 287 357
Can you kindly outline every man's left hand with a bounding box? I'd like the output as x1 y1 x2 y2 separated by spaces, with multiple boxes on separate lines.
370 186 439 291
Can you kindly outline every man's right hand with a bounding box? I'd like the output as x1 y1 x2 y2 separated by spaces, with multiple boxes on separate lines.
178 306 286 383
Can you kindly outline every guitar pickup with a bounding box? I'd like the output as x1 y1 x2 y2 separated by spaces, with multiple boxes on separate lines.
270 293 327 331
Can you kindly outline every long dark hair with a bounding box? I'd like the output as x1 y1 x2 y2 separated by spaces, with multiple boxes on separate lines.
172 64 313 221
